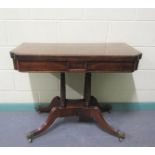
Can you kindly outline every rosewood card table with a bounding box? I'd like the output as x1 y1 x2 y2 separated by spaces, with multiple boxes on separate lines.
10 43 142 142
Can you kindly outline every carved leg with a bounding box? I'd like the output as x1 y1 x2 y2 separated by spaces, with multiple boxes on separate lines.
89 107 125 141
27 104 82 142
78 106 125 141
27 105 83 142
27 107 59 142
35 96 61 113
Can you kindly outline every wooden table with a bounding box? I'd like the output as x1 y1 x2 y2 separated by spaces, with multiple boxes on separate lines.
10 43 142 142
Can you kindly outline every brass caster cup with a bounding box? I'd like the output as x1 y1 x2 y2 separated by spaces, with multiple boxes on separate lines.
26 132 34 143
117 131 126 142
28 138 32 143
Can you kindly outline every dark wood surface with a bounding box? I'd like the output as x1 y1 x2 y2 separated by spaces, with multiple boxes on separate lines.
11 43 142 72
10 43 142 142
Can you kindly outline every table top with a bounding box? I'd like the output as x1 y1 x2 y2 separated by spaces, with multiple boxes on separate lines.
11 43 141 57
10 43 142 72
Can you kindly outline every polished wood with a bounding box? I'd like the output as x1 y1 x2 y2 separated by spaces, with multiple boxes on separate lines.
28 72 123 142
60 72 66 107
10 43 142 142
10 43 141 56
84 72 91 106
11 43 142 72
28 102 123 142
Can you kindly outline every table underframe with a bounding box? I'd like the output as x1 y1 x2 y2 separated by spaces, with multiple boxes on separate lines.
27 72 125 142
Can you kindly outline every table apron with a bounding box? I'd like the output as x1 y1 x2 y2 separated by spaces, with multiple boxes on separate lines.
14 59 139 72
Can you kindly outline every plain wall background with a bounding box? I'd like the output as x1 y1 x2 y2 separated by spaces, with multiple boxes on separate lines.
0 8 155 104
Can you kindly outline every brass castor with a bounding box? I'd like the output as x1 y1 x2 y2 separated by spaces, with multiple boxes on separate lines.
28 138 32 143
117 130 126 142
26 132 34 143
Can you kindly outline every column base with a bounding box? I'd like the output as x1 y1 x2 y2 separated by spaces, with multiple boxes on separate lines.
35 96 112 113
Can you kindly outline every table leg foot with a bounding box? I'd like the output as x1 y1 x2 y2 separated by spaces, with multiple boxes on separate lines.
35 96 61 113
27 107 59 142
27 132 34 143
117 130 126 142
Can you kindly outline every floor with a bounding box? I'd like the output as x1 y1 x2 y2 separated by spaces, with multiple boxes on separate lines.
0 110 155 147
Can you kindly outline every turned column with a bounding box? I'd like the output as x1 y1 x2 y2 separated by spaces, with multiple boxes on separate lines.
84 72 91 106
60 72 66 107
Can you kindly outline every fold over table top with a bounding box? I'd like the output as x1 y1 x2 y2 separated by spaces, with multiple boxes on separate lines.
10 43 142 72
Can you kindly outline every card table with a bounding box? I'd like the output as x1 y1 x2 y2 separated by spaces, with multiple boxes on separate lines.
10 43 142 142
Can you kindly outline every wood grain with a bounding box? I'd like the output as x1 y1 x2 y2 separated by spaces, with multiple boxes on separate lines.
10 43 142 72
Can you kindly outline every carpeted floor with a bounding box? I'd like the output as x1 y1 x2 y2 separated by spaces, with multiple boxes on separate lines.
0 110 155 147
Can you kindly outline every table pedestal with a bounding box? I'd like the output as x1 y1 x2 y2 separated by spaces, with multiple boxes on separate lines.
27 72 125 142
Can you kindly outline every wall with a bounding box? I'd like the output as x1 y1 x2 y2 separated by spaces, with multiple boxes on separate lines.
0 8 155 106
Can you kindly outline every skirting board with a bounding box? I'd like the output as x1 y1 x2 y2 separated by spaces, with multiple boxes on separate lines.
0 102 155 111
